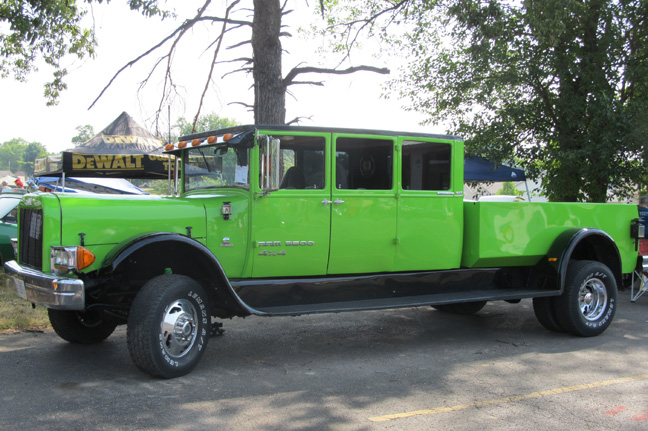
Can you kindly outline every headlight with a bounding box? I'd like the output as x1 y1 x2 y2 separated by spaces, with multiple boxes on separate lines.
51 246 96 275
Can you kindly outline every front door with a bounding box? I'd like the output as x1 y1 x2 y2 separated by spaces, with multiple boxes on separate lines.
252 132 331 277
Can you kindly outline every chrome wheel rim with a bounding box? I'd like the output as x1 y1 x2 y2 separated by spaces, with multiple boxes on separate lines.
579 278 608 321
160 299 198 359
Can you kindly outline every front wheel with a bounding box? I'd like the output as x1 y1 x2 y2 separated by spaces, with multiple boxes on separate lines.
127 274 211 378
554 260 617 337
48 309 117 344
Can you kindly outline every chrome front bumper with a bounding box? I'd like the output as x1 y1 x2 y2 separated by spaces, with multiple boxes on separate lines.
3 260 85 310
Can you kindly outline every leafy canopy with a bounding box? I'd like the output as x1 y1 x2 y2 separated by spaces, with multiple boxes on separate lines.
322 0 648 202
0 138 49 176
0 0 169 106
175 114 239 137
71 124 95 145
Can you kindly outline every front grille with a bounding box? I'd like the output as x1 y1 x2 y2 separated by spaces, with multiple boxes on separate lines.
19 208 43 270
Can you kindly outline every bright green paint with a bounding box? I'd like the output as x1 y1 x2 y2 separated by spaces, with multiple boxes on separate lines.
462 201 638 273
394 136 465 271
251 131 331 277
15 126 640 282
327 132 397 274
201 191 251 278
58 194 207 247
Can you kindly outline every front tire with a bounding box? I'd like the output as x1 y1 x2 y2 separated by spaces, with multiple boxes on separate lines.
127 274 211 378
48 309 117 344
554 260 617 337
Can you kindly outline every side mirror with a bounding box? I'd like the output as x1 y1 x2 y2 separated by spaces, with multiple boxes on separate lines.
260 136 281 191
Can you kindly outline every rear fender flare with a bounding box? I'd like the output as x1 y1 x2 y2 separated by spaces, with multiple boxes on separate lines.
542 228 622 293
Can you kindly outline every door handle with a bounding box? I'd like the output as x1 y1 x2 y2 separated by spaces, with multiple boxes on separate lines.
322 199 333 205
334 199 345 205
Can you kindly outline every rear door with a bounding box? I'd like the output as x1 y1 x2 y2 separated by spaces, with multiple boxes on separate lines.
394 137 464 270
327 134 398 274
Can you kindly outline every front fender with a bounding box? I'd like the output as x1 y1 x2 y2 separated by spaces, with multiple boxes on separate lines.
101 232 253 317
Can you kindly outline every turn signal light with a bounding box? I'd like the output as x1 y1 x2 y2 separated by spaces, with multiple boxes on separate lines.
76 247 96 271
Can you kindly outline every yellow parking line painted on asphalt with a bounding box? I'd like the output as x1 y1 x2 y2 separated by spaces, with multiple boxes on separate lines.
369 373 648 422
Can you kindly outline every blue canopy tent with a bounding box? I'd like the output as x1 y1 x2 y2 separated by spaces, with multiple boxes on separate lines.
464 156 526 182
464 156 530 200
35 177 146 195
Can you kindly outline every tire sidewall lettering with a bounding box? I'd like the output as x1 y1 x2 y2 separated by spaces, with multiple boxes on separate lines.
583 297 614 328
189 290 209 324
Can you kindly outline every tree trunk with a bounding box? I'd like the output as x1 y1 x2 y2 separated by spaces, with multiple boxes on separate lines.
252 0 286 125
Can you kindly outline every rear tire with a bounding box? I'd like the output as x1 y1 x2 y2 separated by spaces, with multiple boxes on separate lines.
48 309 117 344
532 297 564 333
127 274 211 378
554 260 617 337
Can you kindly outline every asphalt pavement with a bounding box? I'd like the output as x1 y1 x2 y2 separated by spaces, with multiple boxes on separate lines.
1 290 647 431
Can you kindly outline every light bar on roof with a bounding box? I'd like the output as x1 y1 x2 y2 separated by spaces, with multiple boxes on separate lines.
163 132 237 152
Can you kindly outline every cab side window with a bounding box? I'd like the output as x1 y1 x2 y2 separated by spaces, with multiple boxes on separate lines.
401 141 451 191
271 135 326 190
335 137 393 190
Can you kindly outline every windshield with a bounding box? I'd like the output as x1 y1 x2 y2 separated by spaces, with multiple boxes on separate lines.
185 145 250 191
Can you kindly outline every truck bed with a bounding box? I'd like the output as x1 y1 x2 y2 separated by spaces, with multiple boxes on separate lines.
462 201 637 273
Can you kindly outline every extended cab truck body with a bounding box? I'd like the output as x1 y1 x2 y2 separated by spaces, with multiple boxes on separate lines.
4 125 641 378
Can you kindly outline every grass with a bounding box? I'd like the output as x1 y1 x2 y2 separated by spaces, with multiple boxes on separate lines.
0 271 51 333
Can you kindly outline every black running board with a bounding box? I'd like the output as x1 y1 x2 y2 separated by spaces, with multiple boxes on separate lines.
231 267 559 316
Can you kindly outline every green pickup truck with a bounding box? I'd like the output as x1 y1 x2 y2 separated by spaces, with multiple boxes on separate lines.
4 125 642 378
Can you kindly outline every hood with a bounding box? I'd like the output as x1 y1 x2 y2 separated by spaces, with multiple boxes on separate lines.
55 194 208 247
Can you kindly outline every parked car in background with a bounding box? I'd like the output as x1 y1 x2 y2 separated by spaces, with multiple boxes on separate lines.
0 190 25 266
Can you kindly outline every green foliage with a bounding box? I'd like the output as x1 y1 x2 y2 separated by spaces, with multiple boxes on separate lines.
0 138 48 175
145 179 172 195
71 124 95 145
175 114 240 137
0 0 170 106
0 138 27 173
321 0 648 202
496 182 523 197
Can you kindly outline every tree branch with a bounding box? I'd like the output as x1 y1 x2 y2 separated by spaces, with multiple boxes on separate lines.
88 0 216 110
289 81 325 86
222 67 253 79
228 101 254 110
88 0 254 114
228 39 252 50
284 65 390 87
286 115 313 125
193 1 240 132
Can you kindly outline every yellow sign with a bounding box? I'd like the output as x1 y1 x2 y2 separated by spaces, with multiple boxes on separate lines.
101 135 162 146
72 154 171 171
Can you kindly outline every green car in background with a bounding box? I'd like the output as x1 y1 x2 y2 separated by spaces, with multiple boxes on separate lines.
0 190 24 266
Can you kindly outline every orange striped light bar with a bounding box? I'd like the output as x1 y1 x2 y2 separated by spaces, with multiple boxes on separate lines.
164 133 238 152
